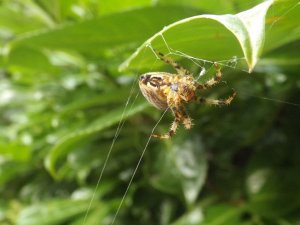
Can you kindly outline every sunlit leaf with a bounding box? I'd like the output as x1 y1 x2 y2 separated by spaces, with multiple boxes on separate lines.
17 199 98 225
121 0 298 72
0 142 31 162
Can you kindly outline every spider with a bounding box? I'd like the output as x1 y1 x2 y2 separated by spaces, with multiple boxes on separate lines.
139 50 236 139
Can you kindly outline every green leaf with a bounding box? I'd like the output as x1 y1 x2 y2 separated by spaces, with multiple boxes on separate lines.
120 0 274 72
201 204 242 225
99 0 152 15
150 136 208 205
0 162 29 186
69 205 108 225
33 0 62 23
6 46 57 74
246 168 300 218
264 0 300 52
0 142 31 162
246 160 300 218
258 40 300 73
45 102 148 179
157 0 266 14
8 6 199 57
17 199 98 225
0 6 47 34
172 204 242 225
171 205 204 225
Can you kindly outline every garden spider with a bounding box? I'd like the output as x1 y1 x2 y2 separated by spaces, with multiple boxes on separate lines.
139 50 236 139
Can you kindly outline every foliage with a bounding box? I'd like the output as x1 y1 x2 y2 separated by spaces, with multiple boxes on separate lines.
0 0 299 225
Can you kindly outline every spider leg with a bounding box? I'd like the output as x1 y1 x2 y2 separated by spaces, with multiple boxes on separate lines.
196 89 237 106
197 63 222 90
178 105 193 130
152 117 179 139
152 105 192 139
154 49 191 76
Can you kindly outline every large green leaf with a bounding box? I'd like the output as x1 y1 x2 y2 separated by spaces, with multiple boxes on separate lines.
45 102 148 179
121 0 300 72
7 6 199 57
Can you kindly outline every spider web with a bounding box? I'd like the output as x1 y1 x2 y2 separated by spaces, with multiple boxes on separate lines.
82 2 300 225
146 33 300 108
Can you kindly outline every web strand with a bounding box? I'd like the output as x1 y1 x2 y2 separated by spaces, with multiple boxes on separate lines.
110 108 169 225
81 88 139 225
238 91 300 108
149 35 300 108
81 48 147 225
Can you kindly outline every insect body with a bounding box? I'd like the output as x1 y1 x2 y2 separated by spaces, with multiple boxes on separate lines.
139 50 236 139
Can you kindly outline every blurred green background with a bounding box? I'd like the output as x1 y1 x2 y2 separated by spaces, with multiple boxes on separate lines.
0 0 299 225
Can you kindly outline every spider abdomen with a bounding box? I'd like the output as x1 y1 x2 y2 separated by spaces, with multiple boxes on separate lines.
139 72 170 110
